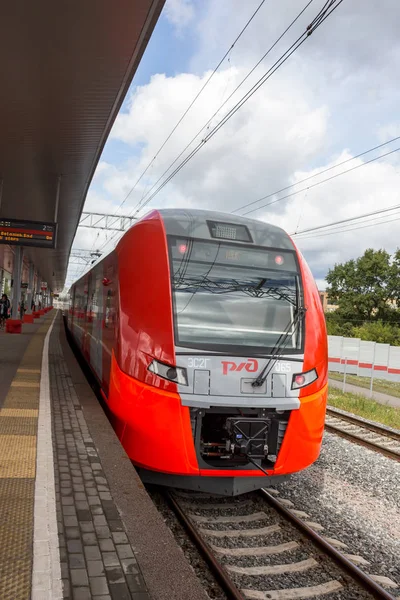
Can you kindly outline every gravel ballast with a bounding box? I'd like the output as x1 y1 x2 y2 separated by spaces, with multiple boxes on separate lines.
273 430 400 588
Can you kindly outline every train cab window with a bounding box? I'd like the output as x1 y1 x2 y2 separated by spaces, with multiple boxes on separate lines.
168 237 303 354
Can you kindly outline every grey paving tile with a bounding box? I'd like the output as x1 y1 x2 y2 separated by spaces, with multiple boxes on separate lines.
91 506 104 515
109 582 131 600
87 560 105 577
90 576 109 596
88 493 101 503
102 552 119 567
71 569 89 587
126 573 147 593
108 520 123 532
80 522 95 533
99 492 112 500
94 515 107 527
82 532 97 545
66 526 81 539
62 578 71 598
72 587 91 600
112 532 128 545
67 540 83 554
75 492 87 501
84 546 101 561
61 561 69 578
105 566 124 584
120 557 140 575
85 480 96 488
96 525 111 539
63 506 77 516
116 545 134 559
99 539 115 552
62 496 74 506
73 484 85 492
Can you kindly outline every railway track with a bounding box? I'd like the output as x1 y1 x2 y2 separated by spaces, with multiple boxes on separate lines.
165 488 398 600
325 407 400 462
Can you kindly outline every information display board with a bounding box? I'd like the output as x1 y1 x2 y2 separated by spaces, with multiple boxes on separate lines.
0 218 57 249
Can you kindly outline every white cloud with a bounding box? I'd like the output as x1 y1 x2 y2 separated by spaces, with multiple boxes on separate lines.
69 0 400 288
164 0 195 32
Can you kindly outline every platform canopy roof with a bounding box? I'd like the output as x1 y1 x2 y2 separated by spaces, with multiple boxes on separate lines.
0 0 165 292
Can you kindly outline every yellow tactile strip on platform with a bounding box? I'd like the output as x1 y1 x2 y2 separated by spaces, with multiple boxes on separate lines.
0 478 36 600
0 315 53 600
0 409 39 418
0 436 37 477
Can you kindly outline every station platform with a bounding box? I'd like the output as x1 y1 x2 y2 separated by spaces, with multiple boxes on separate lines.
0 311 208 600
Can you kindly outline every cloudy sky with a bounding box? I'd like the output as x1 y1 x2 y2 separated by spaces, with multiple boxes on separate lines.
67 0 400 289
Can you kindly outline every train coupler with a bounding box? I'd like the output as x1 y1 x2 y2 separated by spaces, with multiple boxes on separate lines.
225 417 270 460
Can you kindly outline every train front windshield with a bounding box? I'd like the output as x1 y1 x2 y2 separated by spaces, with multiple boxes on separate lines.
169 237 303 353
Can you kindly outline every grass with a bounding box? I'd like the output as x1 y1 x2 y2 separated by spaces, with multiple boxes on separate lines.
328 388 400 429
329 372 400 399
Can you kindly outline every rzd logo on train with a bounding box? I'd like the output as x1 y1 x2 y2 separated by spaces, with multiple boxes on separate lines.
221 359 258 375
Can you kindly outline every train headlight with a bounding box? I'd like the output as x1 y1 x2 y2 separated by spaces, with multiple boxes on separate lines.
291 368 318 390
148 359 188 386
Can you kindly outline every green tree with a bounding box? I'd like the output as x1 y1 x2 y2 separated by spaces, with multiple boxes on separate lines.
326 248 400 322
352 321 400 346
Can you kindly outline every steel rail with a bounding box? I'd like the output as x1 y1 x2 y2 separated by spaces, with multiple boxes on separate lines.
164 491 244 600
260 488 397 600
324 422 400 462
326 407 400 442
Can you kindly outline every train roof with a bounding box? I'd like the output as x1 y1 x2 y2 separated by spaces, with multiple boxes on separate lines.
157 208 293 250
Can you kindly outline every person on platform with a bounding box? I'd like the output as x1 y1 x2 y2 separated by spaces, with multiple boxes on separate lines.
19 299 26 320
0 294 11 329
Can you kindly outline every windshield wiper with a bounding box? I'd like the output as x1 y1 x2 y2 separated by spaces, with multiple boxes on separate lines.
173 276 297 304
252 306 306 388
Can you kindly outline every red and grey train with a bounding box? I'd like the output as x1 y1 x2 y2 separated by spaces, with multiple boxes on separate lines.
67 209 328 495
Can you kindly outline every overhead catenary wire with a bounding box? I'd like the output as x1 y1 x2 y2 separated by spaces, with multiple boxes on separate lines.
233 135 400 215
127 0 344 223
296 213 400 240
293 202 400 237
239 145 400 216
97 0 268 223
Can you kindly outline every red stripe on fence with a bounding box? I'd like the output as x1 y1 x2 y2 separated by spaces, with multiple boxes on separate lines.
328 358 397 374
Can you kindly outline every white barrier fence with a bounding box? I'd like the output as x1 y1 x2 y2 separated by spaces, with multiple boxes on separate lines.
328 335 400 383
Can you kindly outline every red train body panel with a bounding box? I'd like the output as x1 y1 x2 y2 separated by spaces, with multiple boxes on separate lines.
67 209 328 495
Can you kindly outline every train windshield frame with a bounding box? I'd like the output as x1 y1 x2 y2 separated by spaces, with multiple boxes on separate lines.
168 236 304 355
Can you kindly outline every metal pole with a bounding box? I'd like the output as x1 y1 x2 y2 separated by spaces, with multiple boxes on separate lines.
26 262 35 314
11 246 23 320
370 343 376 398
342 357 347 393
